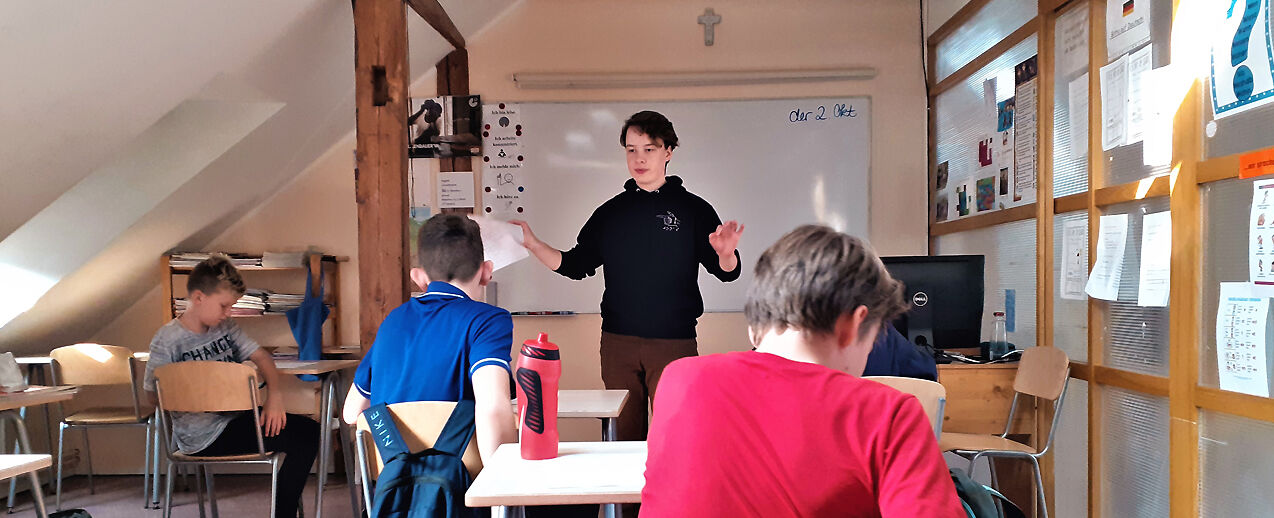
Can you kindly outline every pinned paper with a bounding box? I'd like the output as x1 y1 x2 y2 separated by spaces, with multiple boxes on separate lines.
1141 66 1175 167
1057 6 1090 76
1013 56 1038 204
1061 219 1089 300
1107 0 1151 60
1217 282 1271 397
1100 55 1130 150
1211 0 1274 118
1137 211 1172 307
1125 44 1153 145
438 171 476 209
470 216 530 271
1251 179 1274 284
1086 213 1129 301
481 102 527 218
1068 74 1090 157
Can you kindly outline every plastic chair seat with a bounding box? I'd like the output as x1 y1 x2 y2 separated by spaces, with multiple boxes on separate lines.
64 406 154 425
940 432 1038 455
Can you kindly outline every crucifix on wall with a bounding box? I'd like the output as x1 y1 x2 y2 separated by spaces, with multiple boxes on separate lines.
698 8 721 46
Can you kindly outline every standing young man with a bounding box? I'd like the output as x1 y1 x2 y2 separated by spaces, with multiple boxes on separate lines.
514 110 744 442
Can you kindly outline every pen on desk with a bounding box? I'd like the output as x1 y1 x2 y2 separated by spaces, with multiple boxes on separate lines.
511 311 575 316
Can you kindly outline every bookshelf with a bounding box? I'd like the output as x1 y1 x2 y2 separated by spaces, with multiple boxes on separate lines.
160 253 346 350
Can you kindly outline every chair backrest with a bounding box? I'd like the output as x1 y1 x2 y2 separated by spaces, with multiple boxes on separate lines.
50 343 136 386
355 401 483 479
154 361 259 413
864 376 947 438
1014 347 1070 400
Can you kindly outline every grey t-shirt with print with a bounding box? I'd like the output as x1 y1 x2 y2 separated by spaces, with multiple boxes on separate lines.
143 319 260 454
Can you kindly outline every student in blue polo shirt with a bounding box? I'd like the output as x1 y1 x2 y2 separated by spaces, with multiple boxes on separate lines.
341 214 516 461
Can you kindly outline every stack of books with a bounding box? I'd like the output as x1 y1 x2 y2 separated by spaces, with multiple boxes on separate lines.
170 252 263 269
232 291 267 316
265 292 306 313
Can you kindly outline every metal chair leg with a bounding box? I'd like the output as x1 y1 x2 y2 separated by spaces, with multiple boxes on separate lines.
151 418 162 508
204 465 218 518
55 423 66 510
269 457 281 518
194 464 206 518
27 469 47 518
1030 456 1048 518
80 428 94 495
143 421 153 509
163 461 175 518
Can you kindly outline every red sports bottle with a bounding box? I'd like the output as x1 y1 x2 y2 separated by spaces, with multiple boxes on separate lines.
515 332 560 460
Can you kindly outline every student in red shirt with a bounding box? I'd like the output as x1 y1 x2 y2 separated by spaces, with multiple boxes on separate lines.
641 225 965 518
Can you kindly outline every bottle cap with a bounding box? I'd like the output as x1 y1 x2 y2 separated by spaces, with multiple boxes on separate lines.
993 311 1006 317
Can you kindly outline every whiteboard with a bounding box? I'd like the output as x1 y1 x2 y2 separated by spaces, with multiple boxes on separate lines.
491 97 871 313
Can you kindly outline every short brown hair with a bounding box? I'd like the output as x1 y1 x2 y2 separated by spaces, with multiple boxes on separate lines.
187 255 246 296
418 214 484 282
619 110 679 151
744 225 907 338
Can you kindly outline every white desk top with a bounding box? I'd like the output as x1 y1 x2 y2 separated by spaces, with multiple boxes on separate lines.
273 359 359 375
465 441 646 507
17 352 149 364
511 389 629 419
0 386 79 412
0 454 51 480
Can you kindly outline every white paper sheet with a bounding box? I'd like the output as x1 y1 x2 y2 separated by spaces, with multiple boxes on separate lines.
471 216 530 271
1141 66 1175 166
1211 0 1274 118
1217 282 1271 397
438 171 476 209
1100 55 1130 151
1125 44 1153 145
1061 218 1089 300
1107 0 1151 60
1251 179 1274 284
1068 74 1090 157
1086 213 1129 301
1137 211 1172 307
1057 7 1091 76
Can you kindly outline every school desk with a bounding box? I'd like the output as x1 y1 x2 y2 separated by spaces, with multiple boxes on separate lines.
465 441 646 518
511 389 629 441
938 362 1037 509
273 359 360 518
0 386 78 517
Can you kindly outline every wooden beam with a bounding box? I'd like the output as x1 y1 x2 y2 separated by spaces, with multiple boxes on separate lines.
1053 192 1087 213
1092 366 1170 397
927 0 993 50
1092 175 1171 207
1069 361 1092 382
354 0 411 351
405 0 465 50
930 204 1036 237
1085 0 1105 513
1034 8 1057 515
1196 152 1241 184
1197 386 1274 423
436 48 475 214
931 19 1037 98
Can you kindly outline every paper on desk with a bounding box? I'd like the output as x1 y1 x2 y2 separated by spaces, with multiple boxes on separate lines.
1061 218 1088 300
1067 74 1089 157
0 353 26 393
1217 282 1272 397
1137 211 1172 307
472 216 530 271
1086 213 1128 301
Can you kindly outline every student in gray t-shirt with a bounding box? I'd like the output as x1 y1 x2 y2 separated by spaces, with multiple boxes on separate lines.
143 256 317 518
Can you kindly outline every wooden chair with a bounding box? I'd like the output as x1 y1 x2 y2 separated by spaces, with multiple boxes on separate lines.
0 455 51 517
49 343 159 510
939 347 1070 518
863 376 946 440
154 361 292 518
353 401 482 514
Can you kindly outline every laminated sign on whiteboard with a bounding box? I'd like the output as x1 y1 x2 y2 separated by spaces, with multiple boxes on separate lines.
1211 0 1274 118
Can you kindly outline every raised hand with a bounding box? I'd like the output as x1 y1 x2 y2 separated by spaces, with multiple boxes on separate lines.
510 220 543 251
709 220 744 258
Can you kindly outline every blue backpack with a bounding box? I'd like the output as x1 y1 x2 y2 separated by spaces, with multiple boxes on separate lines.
365 401 480 518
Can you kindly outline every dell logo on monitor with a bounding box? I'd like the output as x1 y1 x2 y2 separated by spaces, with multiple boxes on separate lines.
912 292 929 307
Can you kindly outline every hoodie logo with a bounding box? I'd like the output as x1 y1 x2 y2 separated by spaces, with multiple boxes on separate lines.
656 211 680 231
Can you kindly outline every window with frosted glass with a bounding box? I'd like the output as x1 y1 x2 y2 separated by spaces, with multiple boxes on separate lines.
934 219 1037 348
1100 198 1170 376
1054 211 1088 362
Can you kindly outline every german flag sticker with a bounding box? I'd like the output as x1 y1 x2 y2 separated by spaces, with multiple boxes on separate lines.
1123 0 1134 16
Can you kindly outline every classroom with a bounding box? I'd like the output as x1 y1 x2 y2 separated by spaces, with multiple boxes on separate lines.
0 0 1263 516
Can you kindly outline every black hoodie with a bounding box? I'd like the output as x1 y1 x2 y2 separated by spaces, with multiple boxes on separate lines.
555 176 741 339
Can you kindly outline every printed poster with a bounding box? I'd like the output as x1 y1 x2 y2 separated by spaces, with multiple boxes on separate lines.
1057 6 1091 76
1211 0 1274 118
1136 211 1172 307
1086 213 1129 301
1062 218 1089 300
1217 282 1271 397
1251 179 1274 283
1100 55 1130 150
1107 0 1151 60
1013 56 1038 204
481 102 527 219
409 95 482 158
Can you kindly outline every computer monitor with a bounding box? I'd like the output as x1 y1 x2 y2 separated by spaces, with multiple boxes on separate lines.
880 255 985 350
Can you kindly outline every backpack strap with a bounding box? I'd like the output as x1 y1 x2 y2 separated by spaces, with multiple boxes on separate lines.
432 400 477 457
363 403 410 459
984 486 1027 518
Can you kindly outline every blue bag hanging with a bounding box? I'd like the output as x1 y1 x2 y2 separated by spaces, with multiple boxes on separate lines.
287 261 329 381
